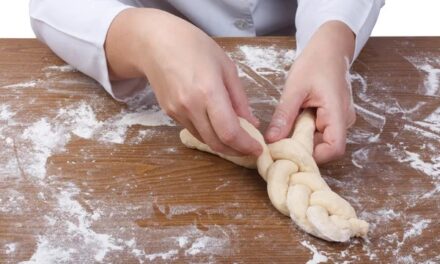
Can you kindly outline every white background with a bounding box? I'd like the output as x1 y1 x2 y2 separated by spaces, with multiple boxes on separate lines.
0 0 440 38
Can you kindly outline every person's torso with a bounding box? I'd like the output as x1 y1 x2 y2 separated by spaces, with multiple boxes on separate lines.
121 0 297 36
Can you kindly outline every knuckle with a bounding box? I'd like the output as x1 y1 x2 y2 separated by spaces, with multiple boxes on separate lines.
194 81 217 99
226 60 238 75
177 94 193 112
333 143 346 157
275 107 290 121
348 111 357 127
163 104 178 118
219 127 239 144
210 143 226 153
271 108 290 128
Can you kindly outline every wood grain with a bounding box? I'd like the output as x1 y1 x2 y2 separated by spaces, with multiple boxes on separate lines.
0 38 439 263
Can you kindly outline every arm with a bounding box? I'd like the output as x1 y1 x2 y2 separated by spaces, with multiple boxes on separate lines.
29 0 135 100
30 2 262 156
266 0 384 164
295 0 385 62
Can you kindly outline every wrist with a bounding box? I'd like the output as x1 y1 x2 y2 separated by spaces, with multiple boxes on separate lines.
105 8 174 80
300 21 355 66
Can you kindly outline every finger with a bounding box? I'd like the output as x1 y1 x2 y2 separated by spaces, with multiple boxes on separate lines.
265 85 307 143
313 106 347 164
179 117 204 143
207 86 263 156
190 109 244 156
346 106 356 128
314 131 324 147
222 60 259 127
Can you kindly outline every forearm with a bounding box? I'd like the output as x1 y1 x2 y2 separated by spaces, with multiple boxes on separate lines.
105 8 155 81
296 0 384 62
300 21 355 67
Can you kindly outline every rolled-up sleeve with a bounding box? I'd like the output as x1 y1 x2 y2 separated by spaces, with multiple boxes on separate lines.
295 0 384 62
29 0 145 101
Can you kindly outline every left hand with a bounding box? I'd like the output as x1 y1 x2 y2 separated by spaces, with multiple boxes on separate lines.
265 21 356 164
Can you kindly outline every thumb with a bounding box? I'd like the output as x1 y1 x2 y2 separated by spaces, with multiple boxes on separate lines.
223 60 260 127
265 86 307 143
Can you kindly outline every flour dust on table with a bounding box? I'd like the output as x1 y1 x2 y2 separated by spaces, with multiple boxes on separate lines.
1 40 440 263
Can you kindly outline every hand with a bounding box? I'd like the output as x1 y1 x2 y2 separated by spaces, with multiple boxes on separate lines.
106 9 261 156
265 21 356 164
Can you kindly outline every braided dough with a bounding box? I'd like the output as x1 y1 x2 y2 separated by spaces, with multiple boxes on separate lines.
179 109 368 242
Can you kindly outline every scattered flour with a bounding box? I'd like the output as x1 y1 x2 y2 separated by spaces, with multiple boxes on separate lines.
5 243 17 254
177 236 189 248
184 236 229 256
388 146 440 180
0 190 26 213
166 205 202 218
376 209 401 220
0 104 15 120
20 237 74 264
403 219 432 241
2 45 440 263
21 118 71 179
57 102 102 139
300 241 328 264
351 147 370 169
238 45 295 72
44 64 77 73
2 80 38 89
145 249 178 261
22 184 123 263
404 56 440 96
353 103 386 130
424 106 440 123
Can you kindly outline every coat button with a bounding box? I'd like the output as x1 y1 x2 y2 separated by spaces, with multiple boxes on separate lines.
234 19 252 30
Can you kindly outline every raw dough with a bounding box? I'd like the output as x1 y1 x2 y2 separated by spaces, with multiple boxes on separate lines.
179 109 369 242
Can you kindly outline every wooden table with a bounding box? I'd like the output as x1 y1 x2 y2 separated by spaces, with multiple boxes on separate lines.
0 38 439 263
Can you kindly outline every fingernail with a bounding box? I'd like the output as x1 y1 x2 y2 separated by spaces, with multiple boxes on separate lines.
254 145 263 156
267 126 280 139
252 116 260 127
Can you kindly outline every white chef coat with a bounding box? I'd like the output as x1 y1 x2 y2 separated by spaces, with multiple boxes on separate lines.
29 0 384 101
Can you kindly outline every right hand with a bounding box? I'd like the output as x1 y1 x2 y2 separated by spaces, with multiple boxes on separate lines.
107 9 262 156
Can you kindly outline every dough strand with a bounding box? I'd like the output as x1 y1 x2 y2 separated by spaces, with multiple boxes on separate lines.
179 109 368 242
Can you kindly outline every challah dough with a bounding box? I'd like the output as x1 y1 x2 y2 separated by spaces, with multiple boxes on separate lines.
179 109 368 242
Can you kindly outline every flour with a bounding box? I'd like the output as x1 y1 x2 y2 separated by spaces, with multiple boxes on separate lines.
177 236 189 248
44 64 77 73
300 241 328 264
21 119 71 179
0 104 15 120
2 44 440 263
0 190 26 213
20 237 74 264
351 147 370 169
388 145 440 180
5 101 174 181
2 80 38 89
353 103 386 130
403 219 431 241
424 106 440 123
405 124 440 141
184 236 230 256
376 209 401 220
238 45 295 72
23 184 123 263
166 205 202 218
145 249 178 261
57 102 174 144
404 56 440 96
5 243 17 254
57 102 102 139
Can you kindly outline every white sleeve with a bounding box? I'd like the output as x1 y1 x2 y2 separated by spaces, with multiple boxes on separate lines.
295 0 384 62
29 0 147 101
